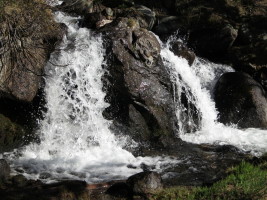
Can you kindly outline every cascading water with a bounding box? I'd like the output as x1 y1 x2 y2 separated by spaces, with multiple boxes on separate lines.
161 38 267 155
7 12 179 183
4 5 266 184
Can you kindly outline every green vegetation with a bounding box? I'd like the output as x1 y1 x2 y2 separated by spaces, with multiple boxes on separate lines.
151 161 267 200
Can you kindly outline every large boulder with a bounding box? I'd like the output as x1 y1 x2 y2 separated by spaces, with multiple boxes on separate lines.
101 17 178 146
0 1 64 102
214 72 267 128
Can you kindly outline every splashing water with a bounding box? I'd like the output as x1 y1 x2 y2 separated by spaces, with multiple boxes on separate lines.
6 12 179 183
161 39 267 156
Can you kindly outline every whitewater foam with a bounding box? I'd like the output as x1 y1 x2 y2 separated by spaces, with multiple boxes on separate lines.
6 12 179 183
161 40 267 156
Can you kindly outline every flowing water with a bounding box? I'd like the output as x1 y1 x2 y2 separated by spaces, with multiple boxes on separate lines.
5 12 179 183
3 8 267 183
161 39 267 156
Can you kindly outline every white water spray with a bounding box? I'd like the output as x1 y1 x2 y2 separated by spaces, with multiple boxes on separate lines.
161 40 267 155
8 12 178 183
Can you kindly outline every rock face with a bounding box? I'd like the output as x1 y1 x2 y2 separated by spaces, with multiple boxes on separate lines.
102 17 178 146
0 2 64 102
214 72 267 128
126 171 163 196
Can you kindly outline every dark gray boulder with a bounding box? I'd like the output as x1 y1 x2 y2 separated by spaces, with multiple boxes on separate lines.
214 72 267 128
102 17 178 146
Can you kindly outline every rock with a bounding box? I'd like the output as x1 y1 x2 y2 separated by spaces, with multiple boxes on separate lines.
169 41 196 65
102 0 134 8
214 72 267 128
0 3 64 102
59 0 95 15
39 172 52 179
126 171 163 196
12 174 28 188
0 159 10 184
0 114 27 153
153 16 181 36
0 180 89 200
102 17 178 146
106 182 132 198
133 0 176 13
254 66 267 90
113 5 156 30
189 24 238 60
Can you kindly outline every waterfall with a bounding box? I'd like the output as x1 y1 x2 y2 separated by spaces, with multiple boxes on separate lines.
8 12 178 183
4 7 266 183
161 39 267 155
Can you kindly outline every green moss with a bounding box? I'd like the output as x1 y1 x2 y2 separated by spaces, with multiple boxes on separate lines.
151 161 267 200
127 18 138 28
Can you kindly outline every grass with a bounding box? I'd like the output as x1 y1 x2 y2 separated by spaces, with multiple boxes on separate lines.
150 161 267 200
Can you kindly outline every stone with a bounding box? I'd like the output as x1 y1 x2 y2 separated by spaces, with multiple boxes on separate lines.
170 41 196 66
12 174 28 188
214 72 267 128
0 114 27 153
106 182 132 198
126 171 163 196
0 159 10 184
102 17 178 146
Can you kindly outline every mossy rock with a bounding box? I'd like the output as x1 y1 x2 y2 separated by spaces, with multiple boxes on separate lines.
0 114 27 153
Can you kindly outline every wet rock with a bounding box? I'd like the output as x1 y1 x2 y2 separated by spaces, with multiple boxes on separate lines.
133 0 176 14
59 0 97 15
254 66 267 90
102 0 134 8
169 41 196 66
39 172 52 179
0 180 89 200
0 159 10 184
106 182 132 198
126 171 163 197
0 114 27 153
214 72 267 128
153 16 181 36
102 17 178 146
190 24 238 60
113 5 156 30
12 175 28 188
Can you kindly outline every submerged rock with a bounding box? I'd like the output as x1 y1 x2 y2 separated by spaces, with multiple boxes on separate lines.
214 72 267 128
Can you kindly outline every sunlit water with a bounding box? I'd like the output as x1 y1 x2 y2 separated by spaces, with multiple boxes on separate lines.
5 12 179 183
161 39 267 156
3 7 267 183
